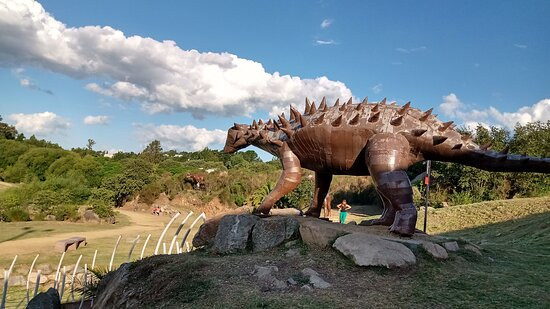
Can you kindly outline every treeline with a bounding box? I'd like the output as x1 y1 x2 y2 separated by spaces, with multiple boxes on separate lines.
0 115 548 222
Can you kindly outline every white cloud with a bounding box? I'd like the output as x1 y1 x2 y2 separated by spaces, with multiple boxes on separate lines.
513 43 527 49
439 93 550 129
315 39 338 45
0 0 352 118
396 46 427 53
372 83 383 94
320 19 333 29
83 115 110 125
12 68 53 95
135 124 226 152
8 111 70 136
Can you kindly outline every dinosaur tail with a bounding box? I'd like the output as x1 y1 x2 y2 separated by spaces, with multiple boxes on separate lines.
434 149 550 174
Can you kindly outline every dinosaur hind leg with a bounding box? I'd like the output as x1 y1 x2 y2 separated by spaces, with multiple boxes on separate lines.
365 133 417 236
304 172 332 218
360 190 396 226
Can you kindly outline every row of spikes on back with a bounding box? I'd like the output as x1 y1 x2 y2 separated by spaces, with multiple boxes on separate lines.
240 97 468 146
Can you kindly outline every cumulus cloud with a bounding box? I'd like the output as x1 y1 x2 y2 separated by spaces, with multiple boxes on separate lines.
8 111 70 135
439 93 550 129
0 0 352 118
135 124 226 152
372 83 383 94
83 115 110 125
320 19 333 29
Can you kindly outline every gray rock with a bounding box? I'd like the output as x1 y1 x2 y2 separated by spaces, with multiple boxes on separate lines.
29 272 49 284
333 233 416 268
287 278 297 286
464 244 482 256
37 264 53 275
421 242 448 259
45 215 56 221
253 266 286 290
27 288 61 309
251 217 300 251
285 248 300 257
301 284 313 291
347 221 357 225
83 210 100 222
299 220 347 248
212 215 259 254
301 268 331 289
284 240 298 248
443 241 460 252
94 263 133 308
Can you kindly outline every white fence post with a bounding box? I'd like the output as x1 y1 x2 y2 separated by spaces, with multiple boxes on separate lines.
127 235 141 262
91 249 98 270
33 270 41 298
109 235 122 272
154 212 180 255
71 255 83 302
53 251 66 289
59 267 67 301
168 212 193 254
78 264 88 309
180 212 206 248
26 254 40 303
140 234 151 260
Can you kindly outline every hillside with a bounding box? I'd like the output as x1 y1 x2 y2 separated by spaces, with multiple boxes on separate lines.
93 198 550 308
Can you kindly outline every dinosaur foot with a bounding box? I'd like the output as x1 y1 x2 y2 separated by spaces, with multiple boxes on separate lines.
304 208 321 218
254 204 272 216
388 207 417 237
359 215 395 226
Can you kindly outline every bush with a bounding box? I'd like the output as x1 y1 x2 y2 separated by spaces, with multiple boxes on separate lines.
139 182 163 204
89 188 116 218
54 204 80 221
5 207 30 222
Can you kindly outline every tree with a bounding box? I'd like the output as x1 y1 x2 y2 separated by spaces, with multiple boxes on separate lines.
0 115 18 140
86 139 96 151
140 140 164 163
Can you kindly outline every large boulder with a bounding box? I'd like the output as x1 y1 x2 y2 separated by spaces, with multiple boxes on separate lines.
193 206 253 248
333 233 416 268
299 220 348 248
94 263 132 308
212 215 259 254
83 210 100 222
251 217 299 251
421 242 448 259
27 288 61 309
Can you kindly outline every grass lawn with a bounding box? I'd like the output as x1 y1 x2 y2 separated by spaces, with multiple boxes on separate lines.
0 213 130 243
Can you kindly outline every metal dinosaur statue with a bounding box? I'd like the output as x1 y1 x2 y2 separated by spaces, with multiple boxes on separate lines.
223 97 550 236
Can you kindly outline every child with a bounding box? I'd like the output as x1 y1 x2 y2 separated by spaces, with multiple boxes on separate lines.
336 199 351 224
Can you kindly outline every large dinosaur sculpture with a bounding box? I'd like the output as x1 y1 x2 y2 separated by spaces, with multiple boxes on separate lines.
223 97 550 236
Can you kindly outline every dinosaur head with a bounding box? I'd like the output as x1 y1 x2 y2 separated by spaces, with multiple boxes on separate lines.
223 123 250 153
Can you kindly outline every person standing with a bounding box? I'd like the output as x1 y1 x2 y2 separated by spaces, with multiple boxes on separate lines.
337 199 351 224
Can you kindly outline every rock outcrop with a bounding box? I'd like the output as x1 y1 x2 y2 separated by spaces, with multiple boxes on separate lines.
27 288 61 309
213 215 259 254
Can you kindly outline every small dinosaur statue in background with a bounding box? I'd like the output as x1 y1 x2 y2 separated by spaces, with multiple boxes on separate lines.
223 97 550 236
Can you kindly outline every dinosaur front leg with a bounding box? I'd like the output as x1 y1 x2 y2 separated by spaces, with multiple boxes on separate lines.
304 172 332 217
365 133 417 236
256 143 302 215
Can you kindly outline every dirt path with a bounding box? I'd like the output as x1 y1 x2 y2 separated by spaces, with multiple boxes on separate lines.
0 210 172 255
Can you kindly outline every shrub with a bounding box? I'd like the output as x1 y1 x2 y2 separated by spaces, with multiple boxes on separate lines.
54 204 80 221
139 182 163 204
89 188 116 218
5 207 30 222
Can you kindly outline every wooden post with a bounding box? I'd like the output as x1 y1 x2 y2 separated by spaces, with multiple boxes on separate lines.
423 160 431 233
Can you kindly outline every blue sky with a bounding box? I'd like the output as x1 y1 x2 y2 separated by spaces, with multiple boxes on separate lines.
1 0 549 160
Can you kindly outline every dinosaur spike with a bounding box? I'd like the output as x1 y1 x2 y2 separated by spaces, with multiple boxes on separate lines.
390 102 397 106
281 127 294 138
411 129 428 137
309 102 317 114
419 108 433 121
289 110 296 121
258 119 264 126
322 103 329 112
349 113 360 125
332 115 343 127
305 98 312 114
273 119 280 130
355 103 363 111
398 102 411 115
362 97 368 104
333 98 340 107
299 114 309 127
314 113 325 125
259 130 267 140
252 120 258 130
438 121 454 132
500 146 510 155
346 97 353 105
267 119 273 126
433 135 448 146
278 114 290 128
270 139 283 147
319 97 327 110
368 111 380 122
379 98 387 105
451 144 463 150
390 115 404 126
461 134 471 142
372 104 380 112
339 104 347 111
